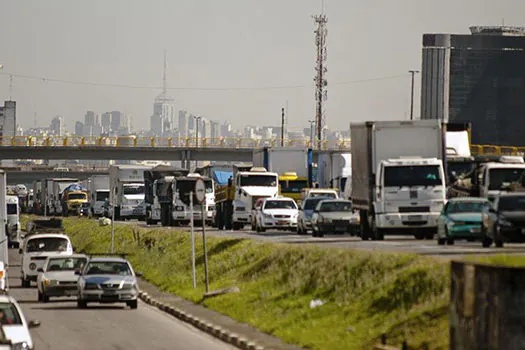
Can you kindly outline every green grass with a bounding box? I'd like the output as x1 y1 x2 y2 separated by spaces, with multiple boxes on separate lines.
21 215 449 349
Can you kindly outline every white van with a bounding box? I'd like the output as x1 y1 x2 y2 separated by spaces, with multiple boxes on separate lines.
20 234 73 287
6 196 21 248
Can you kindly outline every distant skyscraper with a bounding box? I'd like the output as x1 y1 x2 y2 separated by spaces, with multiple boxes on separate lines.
84 111 100 127
75 121 84 136
221 122 232 138
151 51 176 136
210 120 220 139
50 116 64 136
101 112 111 133
0 101 16 144
178 110 189 138
110 111 122 133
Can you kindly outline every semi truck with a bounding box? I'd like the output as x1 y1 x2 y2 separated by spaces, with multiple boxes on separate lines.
109 165 152 220
144 166 189 225
87 175 110 217
252 148 313 202
215 164 279 230
351 120 447 240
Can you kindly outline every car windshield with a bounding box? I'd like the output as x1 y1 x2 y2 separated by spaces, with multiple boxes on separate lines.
46 257 87 271
304 197 330 210
123 184 144 195
6 204 17 215
26 237 69 252
319 201 352 212
68 193 86 200
447 201 487 213
384 165 442 187
240 175 277 187
488 168 525 190
85 261 132 276
0 303 22 325
264 200 297 210
280 180 308 193
96 191 110 201
498 196 525 212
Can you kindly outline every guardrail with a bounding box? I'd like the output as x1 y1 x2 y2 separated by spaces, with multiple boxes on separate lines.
0 136 352 151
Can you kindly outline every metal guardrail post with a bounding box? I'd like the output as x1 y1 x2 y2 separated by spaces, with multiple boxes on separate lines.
63 137 68 146
81 137 85 147
150 137 155 147
168 137 172 147
10 137 14 146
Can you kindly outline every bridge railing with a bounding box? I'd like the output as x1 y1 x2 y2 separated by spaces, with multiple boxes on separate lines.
0 136 352 150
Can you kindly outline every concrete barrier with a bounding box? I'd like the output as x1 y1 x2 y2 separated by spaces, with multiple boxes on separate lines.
450 261 525 350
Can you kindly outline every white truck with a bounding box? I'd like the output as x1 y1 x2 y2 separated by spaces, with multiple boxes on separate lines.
87 175 110 217
215 165 279 230
351 120 447 240
6 195 21 248
109 165 152 220
318 153 352 195
477 156 525 201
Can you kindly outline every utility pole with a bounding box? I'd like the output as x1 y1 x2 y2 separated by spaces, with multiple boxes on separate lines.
281 107 285 147
409 70 420 120
313 13 328 150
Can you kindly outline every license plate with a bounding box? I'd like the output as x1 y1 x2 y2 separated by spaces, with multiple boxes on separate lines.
335 226 346 232
278 221 287 225
470 227 481 233
407 215 423 221
65 290 76 296
103 291 116 295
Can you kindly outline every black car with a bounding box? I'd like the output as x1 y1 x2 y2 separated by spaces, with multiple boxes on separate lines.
482 192 525 248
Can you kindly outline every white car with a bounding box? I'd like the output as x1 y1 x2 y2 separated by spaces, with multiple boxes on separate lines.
0 295 40 349
37 254 88 302
255 197 298 232
20 234 73 288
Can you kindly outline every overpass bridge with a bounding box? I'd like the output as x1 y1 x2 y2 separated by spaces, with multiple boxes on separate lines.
3 166 108 185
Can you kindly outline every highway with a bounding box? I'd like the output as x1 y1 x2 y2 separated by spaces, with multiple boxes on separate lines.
124 221 525 258
6 249 235 350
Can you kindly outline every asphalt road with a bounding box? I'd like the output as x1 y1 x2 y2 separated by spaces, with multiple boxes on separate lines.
7 249 235 350
122 220 525 258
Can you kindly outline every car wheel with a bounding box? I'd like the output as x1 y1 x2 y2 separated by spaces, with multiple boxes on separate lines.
437 238 446 245
447 238 455 245
318 230 325 238
482 237 493 248
127 300 138 309
42 293 49 303
77 299 87 309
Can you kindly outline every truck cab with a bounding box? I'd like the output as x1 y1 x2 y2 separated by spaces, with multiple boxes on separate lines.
375 157 446 239
279 172 308 202
477 156 525 201
5 195 21 248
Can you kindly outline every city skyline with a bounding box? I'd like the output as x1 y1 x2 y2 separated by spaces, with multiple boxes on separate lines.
0 0 523 132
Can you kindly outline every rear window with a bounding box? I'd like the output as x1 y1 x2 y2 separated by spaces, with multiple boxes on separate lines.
26 237 69 252
0 303 22 325
319 201 352 212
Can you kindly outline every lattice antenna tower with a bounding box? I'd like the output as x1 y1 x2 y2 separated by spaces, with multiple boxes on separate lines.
313 12 327 149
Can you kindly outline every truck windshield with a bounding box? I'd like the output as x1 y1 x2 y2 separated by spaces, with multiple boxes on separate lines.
240 175 277 187
26 237 69 252
123 184 144 195
96 191 110 201
279 179 308 193
384 165 442 187
67 193 86 200
488 168 525 191
6 204 17 215
205 179 213 193
58 183 76 192
498 196 525 211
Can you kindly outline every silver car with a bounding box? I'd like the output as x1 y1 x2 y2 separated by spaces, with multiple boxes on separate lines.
297 196 331 234
37 254 88 302
76 257 141 309
311 199 360 237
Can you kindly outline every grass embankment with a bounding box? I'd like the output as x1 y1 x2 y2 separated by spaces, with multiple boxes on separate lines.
21 215 449 349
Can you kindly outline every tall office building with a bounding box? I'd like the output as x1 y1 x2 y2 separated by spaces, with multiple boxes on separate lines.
151 52 176 136
101 112 111 133
178 110 189 138
421 26 525 145
110 111 122 133
50 116 64 136
75 121 84 136
210 120 220 139
84 110 99 127
0 101 16 144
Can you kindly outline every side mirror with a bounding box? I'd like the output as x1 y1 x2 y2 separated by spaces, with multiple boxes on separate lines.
37 268 44 273
135 271 143 277
28 320 41 328
18 248 22 254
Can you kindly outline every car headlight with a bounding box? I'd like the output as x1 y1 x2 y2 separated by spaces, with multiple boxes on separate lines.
263 212 272 218
122 282 136 290
43 278 50 286
12 342 30 350
84 283 99 290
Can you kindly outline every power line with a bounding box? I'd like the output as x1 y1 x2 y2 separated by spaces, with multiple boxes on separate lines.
0 71 409 92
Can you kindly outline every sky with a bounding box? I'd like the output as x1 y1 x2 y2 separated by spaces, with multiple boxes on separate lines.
0 0 522 133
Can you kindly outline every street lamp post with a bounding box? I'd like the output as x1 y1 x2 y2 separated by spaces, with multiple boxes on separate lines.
409 70 420 120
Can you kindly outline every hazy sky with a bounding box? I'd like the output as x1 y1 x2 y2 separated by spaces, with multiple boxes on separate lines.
0 0 522 133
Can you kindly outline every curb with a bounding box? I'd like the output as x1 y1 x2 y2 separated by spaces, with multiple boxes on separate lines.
138 291 266 350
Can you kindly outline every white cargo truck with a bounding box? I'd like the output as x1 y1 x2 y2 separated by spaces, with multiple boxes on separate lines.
318 153 351 195
109 165 152 220
87 175 110 217
351 120 446 240
6 195 21 248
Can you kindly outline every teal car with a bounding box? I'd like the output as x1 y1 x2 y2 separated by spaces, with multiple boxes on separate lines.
437 197 490 245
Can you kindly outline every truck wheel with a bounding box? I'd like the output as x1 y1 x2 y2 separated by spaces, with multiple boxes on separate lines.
114 206 121 221
425 231 435 240
437 238 446 245
233 223 243 231
224 206 233 230
482 237 492 248
495 239 504 248
360 211 371 240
